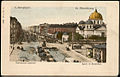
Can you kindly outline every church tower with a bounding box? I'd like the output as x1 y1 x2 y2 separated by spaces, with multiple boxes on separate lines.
89 9 103 25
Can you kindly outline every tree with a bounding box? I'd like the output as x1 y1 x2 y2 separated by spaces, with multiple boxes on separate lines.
74 33 84 42
18 30 24 44
57 32 63 40
68 32 72 42
88 35 106 41
68 32 84 42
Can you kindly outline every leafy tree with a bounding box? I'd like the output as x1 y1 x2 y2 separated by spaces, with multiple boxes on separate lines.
68 32 72 42
88 35 106 41
68 32 84 42
74 33 84 41
57 32 63 40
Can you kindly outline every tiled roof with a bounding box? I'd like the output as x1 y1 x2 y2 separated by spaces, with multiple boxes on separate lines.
94 24 106 30
78 26 85 30
93 44 106 49
85 20 93 24
79 20 86 24
49 24 78 28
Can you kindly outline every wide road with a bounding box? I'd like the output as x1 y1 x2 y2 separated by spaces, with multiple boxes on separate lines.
10 42 41 61
10 42 96 62
46 43 96 62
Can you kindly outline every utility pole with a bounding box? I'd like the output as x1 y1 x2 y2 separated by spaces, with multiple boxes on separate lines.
72 32 74 49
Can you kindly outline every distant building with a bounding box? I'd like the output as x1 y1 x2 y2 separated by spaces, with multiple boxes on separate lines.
62 33 69 42
39 23 49 35
76 9 106 38
22 30 30 42
10 17 23 44
28 26 40 34
48 23 77 34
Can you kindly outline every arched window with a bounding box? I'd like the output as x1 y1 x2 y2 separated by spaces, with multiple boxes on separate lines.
97 21 99 24
90 25 91 28
94 21 95 24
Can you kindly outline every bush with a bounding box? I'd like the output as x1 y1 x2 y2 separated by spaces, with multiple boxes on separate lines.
68 32 72 41
68 32 84 42
88 35 106 41
74 33 84 41
57 32 63 40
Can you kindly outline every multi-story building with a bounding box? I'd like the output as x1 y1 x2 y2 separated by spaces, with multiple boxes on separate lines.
48 23 77 34
39 23 49 35
76 9 106 38
28 26 40 34
10 17 23 44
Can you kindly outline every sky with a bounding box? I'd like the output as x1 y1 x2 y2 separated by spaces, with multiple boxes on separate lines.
11 7 106 29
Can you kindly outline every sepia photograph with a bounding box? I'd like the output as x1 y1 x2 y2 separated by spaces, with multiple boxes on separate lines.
10 7 106 63
1 1 119 76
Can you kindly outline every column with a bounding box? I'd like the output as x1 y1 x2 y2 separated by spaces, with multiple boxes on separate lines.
93 48 96 59
100 50 103 62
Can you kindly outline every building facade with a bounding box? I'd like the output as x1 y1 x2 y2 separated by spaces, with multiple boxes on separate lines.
62 33 69 42
87 44 106 63
39 23 49 36
28 26 40 34
10 17 23 44
48 23 77 34
76 9 106 38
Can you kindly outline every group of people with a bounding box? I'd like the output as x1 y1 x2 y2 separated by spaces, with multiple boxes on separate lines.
37 46 56 62
66 44 70 51
17 46 24 50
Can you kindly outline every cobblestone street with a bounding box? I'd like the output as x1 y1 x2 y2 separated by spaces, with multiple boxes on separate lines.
10 42 97 62
46 43 96 62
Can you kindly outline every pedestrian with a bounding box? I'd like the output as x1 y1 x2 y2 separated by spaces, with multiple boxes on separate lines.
21 46 24 50
17 46 20 49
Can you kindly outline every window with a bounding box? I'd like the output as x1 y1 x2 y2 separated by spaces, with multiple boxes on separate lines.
101 32 105 37
97 21 99 24
100 21 102 24
94 21 95 24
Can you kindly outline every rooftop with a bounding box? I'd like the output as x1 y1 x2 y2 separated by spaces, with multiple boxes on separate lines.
93 44 106 49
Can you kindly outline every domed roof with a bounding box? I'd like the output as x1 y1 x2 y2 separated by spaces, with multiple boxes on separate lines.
86 20 93 24
79 20 85 24
89 9 103 20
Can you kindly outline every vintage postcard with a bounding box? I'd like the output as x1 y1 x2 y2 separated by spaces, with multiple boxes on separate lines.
1 1 119 76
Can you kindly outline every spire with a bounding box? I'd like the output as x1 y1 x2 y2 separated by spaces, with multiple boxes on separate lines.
95 9 97 12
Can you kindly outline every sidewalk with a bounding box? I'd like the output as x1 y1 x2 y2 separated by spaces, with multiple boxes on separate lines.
71 49 97 62
9 42 41 61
